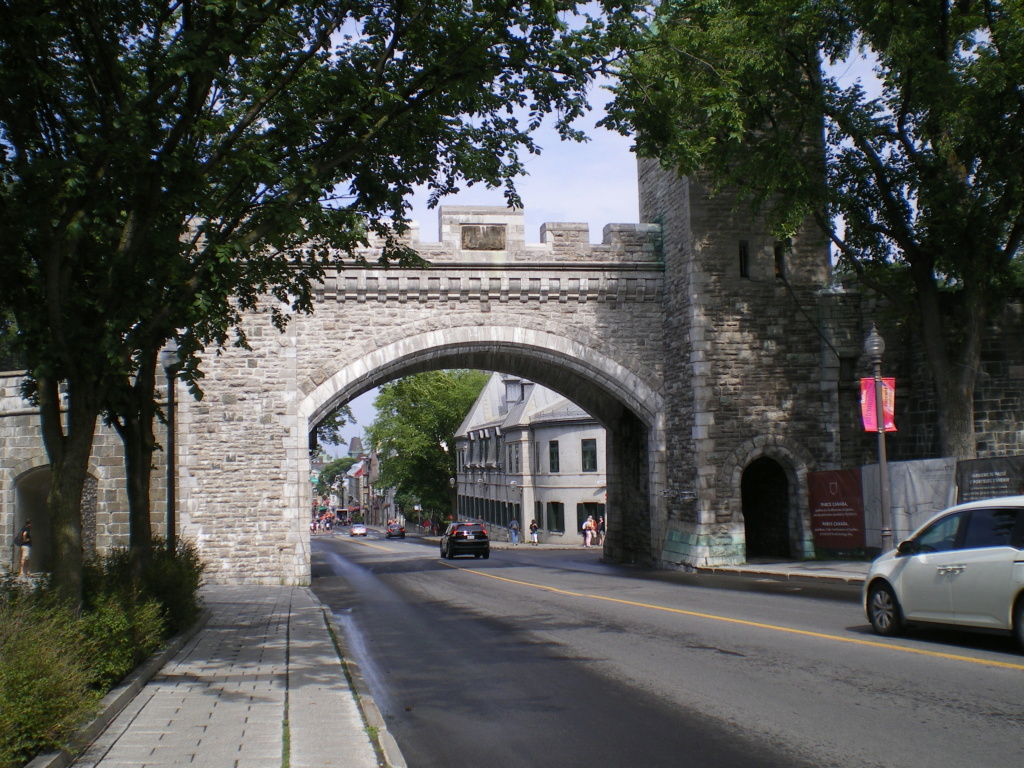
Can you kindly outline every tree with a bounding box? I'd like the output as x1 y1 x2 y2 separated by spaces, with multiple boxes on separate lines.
366 370 489 517
316 455 357 498
314 405 354 453
605 0 1024 459
0 0 640 605
0 310 20 372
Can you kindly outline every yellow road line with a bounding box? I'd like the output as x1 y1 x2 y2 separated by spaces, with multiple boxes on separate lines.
338 538 393 552
443 564 1024 672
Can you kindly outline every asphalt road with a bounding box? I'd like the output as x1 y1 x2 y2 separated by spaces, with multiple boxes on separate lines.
311 532 1024 768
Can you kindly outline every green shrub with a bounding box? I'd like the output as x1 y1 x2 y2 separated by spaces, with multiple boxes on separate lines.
0 594 99 768
0 538 205 767
143 538 205 633
83 536 205 636
79 593 165 691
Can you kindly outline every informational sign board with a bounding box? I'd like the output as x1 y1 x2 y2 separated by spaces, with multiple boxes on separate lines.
808 469 865 549
955 457 1024 503
860 377 897 432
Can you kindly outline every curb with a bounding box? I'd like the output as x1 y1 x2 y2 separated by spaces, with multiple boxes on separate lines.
695 567 867 587
25 608 212 768
320 605 408 768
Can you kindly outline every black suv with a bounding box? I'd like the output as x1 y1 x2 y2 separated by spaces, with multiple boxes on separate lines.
441 522 490 559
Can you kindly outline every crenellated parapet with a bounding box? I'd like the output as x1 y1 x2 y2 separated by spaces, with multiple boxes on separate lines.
351 206 662 266
316 206 664 308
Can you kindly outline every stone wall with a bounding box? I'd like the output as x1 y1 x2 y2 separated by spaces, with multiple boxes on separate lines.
639 159 1023 568
974 302 1024 457
0 371 171 571
642 160 859 567
848 298 1024 464
171 206 667 583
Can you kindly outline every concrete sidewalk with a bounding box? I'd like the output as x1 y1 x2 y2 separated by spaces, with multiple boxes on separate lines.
46 586 402 768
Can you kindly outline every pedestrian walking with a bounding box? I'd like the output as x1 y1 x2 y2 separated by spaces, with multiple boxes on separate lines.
529 519 539 545
509 517 520 545
14 519 31 576
596 516 605 546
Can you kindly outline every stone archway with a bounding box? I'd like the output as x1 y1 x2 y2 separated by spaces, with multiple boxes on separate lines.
9 467 98 574
716 437 817 564
741 457 791 559
298 326 665 567
170 207 665 584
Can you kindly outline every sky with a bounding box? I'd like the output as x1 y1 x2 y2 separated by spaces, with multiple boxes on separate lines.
408 84 641 244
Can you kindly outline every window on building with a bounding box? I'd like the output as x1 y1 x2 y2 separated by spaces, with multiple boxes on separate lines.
535 441 541 473
839 356 858 388
535 500 543 527
581 438 597 472
576 502 605 532
546 501 565 532
549 441 560 473
739 240 750 278
774 241 787 279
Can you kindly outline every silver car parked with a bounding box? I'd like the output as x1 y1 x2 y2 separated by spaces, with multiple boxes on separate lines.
864 497 1024 649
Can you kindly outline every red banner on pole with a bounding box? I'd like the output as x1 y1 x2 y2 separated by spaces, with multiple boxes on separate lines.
860 377 896 432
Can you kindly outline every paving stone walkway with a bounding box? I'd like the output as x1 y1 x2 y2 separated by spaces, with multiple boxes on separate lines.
72 586 378 768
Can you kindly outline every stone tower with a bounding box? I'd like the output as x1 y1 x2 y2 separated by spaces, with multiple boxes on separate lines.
639 160 843 567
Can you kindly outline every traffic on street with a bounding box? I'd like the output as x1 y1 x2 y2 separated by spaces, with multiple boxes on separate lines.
311 528 1024 768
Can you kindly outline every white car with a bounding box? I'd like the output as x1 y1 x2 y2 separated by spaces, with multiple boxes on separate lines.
864 497 1024 649
350 523 368 537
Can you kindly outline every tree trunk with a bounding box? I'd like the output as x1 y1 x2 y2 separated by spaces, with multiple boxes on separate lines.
37 375 99 610
933 383 977 460
910 256 983 461
109 348 161 585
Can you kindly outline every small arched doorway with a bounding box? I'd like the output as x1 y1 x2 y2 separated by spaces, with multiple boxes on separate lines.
13 467 52 574
741 457 791 560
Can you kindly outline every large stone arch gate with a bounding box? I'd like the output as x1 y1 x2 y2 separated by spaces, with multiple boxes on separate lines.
299 325 666 564
174 207 667 584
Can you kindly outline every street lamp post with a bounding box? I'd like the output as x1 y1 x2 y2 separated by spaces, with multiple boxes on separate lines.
864 325 893 553
160 340 179 554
